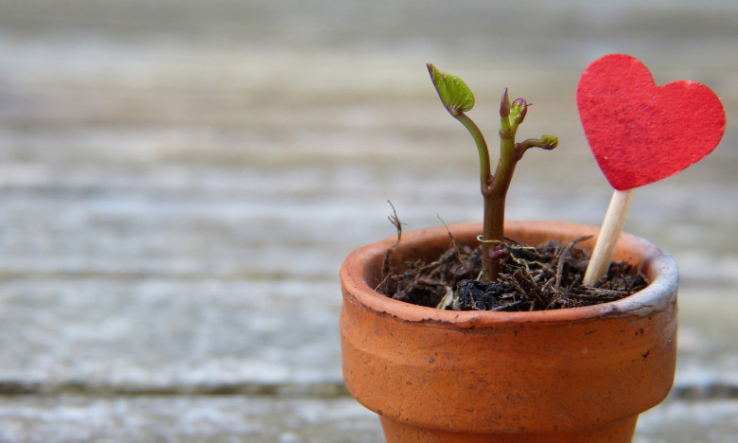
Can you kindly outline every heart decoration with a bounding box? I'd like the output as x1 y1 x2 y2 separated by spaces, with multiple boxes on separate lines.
577 54 726 190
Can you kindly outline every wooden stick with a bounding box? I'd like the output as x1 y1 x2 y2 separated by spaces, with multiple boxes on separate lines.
583 189 635 286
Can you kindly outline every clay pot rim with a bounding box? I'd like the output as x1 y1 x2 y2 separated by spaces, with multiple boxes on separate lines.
341 220 679 328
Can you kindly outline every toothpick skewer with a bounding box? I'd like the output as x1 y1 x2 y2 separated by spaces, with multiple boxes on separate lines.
583 189 635 286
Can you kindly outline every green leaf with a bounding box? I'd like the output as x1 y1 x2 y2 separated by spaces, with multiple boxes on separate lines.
427 63 475 115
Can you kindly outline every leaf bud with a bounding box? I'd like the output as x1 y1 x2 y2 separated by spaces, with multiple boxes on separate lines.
540 135 559 150
499 88 510 117
509 97 528 125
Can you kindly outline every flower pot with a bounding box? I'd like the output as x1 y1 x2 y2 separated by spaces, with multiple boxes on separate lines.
340 221 678 443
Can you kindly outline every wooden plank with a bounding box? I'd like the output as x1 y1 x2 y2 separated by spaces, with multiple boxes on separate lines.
0 396 734 443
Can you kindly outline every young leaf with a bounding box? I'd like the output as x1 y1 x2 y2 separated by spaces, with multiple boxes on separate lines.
427 63 475 115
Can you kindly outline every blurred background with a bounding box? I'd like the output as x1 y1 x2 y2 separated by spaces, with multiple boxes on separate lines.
0 0 736 441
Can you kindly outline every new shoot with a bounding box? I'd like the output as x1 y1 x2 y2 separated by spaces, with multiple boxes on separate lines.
428 64 559 282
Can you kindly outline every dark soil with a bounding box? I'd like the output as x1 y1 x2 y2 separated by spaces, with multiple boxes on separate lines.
375 234 649 312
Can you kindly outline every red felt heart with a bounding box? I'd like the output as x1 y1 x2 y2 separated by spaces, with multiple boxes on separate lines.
577 54 726 190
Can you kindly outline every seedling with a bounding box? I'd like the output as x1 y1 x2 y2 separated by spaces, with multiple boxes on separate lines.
427 64 558 282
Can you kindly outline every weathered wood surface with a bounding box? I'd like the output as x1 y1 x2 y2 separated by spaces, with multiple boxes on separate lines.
0 0 737 441
0 396 735 443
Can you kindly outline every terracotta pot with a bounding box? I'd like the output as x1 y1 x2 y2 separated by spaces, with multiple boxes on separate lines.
340 221 678 443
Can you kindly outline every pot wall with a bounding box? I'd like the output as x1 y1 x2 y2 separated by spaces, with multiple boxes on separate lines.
340 221 678 442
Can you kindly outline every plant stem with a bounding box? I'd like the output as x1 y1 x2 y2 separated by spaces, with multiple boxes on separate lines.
480 90 520 281
456 90 525 282
455 112 504 282
454 112 491 194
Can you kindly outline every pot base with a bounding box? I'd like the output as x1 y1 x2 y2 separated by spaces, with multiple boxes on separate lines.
380 415 638 443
